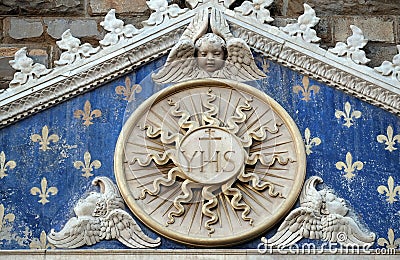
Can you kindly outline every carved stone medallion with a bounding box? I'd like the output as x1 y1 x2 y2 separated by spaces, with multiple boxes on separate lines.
114 79 306 247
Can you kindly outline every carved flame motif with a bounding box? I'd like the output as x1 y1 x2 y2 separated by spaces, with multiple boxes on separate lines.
30 177 58 205
31 125 60 151
73 151 102 178
304 128 321 155
335 152 364 180
119 81 305 244
137 89 286 234
377 125 400 152
0 151 16 179
74 100 102 126
335 102 361 128
234 0 274 24
115 77 142 101
293 76 320 102
377 176 400 204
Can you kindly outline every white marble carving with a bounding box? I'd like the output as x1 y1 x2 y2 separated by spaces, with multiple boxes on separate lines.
9 47 52 88
234 0 274 24
374 45 400 82
47 176 161 249
143 0 188 27
2 3 400 128
261 176 375 248
186 0 236 9
99 9 143 47
329 25 370 65
55 30 100 66
280 4 320 43
152 8 265 83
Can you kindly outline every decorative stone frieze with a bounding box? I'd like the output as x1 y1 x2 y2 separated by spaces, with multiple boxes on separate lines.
0 1 399 129
375 45 400 82
55 29 100 66
328 25 370 65
280 3 320 43
99 9 143 47
8 47 51 88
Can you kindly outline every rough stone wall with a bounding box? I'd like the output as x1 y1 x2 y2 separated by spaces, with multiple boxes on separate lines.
0 0 399 89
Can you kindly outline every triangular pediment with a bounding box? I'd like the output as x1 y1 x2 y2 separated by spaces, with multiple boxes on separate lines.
0 2 399 128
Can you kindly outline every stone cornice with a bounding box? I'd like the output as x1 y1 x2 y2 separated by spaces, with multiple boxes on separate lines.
228 18 400 114
0 2 399 129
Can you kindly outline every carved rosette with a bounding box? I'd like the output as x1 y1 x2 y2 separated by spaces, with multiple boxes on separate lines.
115 79 306 247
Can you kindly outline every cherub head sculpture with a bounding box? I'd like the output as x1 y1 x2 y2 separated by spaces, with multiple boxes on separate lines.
262 176 375 248
48 176 161 249
195 33 227 73
73 192 101 217
152 8 266 83
319 189 348 216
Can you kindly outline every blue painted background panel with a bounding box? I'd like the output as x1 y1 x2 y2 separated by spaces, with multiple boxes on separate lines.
0 54 399 250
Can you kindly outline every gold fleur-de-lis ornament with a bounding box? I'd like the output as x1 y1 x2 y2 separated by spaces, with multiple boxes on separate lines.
255 56 270 73
293 76 320 102
0 151 16 179
29 230 55 249
304 128 321 155
377 176 400 204
0 204 15 232
31 125 59 151
335 152 364 180
115 76 142 101
377 125 400 152
335 102 361 128
30 177 58 205
73 151 101 178
378 228 400 249
74 100 102 126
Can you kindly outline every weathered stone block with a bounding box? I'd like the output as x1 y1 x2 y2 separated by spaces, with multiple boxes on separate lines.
315 17 333 46
6 18 44 40
365 44 400 68
271 17 297 28
0 0 84 15
44 19 102 39
89 0 148 15
333 16 395 43
272 0 400 17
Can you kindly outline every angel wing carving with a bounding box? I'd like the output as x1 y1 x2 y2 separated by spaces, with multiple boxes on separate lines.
47 176 161 249
261 176 375 248
152 7 265 84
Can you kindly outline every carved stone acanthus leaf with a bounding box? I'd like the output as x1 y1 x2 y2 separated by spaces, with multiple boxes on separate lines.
143 0 188 27
328 25 370 65
280 3 320 43
374 45 400 82
9 47 52 88
99 9 143 47
55 29 100 66
47 176 161 249
234 0 274 24
261 176 376 248
152 8 265 83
